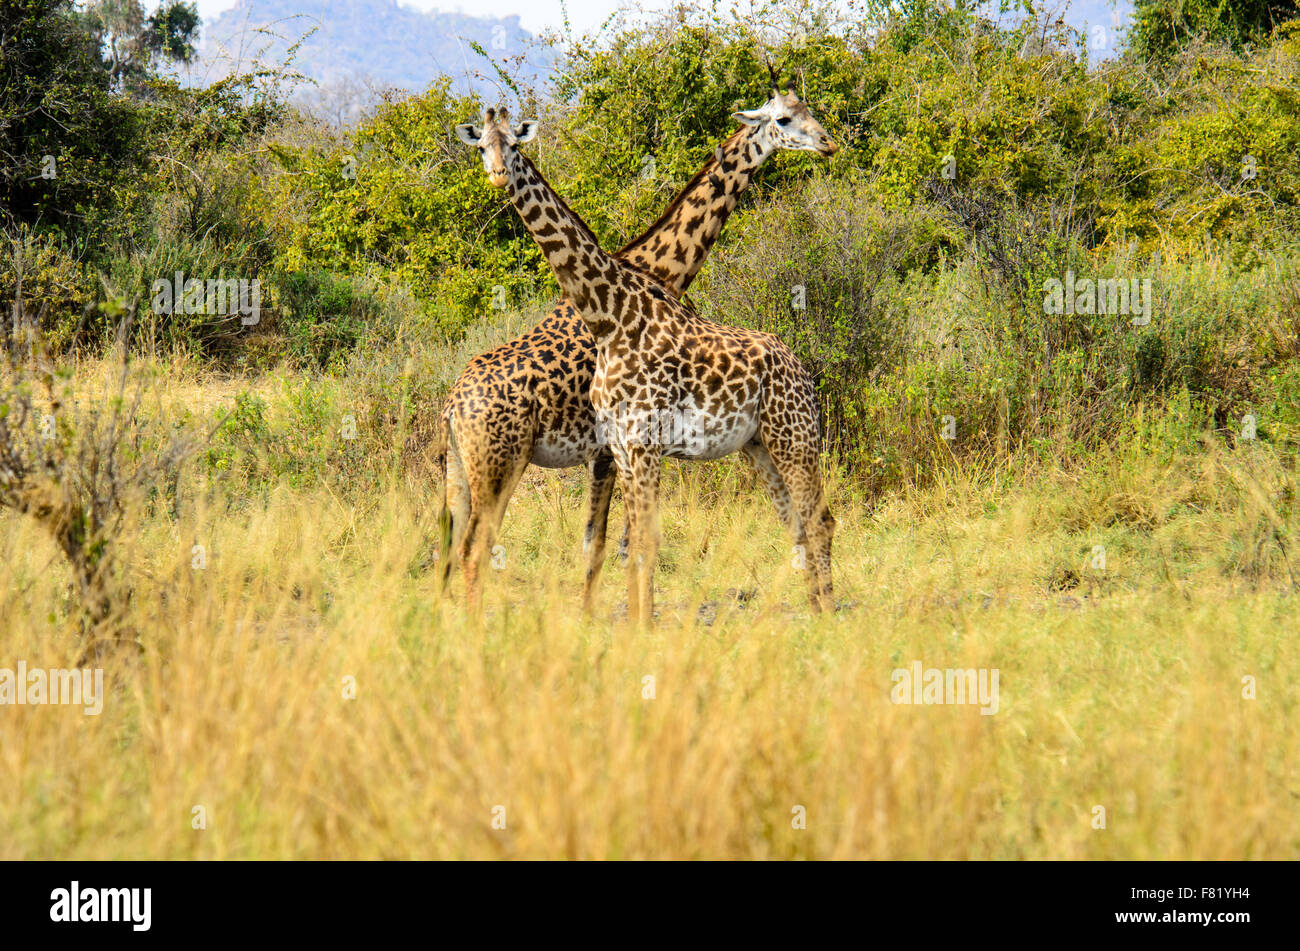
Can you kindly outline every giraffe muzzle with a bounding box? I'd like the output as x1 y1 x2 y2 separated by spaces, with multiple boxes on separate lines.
488 168 509 188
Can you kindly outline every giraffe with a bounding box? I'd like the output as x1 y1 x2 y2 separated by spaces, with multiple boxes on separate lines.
439 91 837 612
454 104 836 623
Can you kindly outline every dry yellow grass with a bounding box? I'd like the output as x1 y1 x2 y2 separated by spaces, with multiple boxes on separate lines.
1 360 1297 859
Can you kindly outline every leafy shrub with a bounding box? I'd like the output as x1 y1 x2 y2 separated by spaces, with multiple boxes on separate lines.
0 230 98 350
1131 0 1300 58
0 295 203 654
260 80 548 336
273 270 378 369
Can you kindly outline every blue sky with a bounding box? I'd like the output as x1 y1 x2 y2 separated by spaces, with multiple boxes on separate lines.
188 0 1134 46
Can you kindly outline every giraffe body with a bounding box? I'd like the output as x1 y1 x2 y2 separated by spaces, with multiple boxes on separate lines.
438 304 604 610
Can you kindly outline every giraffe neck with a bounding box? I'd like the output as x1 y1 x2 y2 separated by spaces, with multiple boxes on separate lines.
506 153 632 341
616 126 773 296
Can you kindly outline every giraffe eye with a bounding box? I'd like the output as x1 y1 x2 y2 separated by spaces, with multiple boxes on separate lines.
777 116 793 127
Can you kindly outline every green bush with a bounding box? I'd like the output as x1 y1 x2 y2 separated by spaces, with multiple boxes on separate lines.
260 80 548 337
1131 0 1300 58
273 270 377 369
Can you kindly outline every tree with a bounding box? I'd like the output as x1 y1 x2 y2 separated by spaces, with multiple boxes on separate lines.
0 0 130 230
143 0 200 66
1131 0 1300 57
79 0 200 87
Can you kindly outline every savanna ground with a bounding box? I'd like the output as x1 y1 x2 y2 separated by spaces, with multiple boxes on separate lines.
2 322 1296 859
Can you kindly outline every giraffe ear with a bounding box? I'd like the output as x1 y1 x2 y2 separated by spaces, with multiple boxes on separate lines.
454 124 481 145
514 120 538 143
732 109 767 127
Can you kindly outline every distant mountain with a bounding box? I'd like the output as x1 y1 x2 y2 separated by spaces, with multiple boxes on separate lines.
197 0 555 103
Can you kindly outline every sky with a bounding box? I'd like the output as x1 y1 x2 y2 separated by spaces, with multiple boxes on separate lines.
190 0 670 37
189 0 1132 45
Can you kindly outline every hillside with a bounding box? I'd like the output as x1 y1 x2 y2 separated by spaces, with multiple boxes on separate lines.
198 0 555 97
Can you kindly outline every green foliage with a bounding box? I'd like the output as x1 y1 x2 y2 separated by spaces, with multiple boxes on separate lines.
697 167 1300 488
264 80 549 336
204 376 399 500
0 230 99 350
2 1 288 355
550 11 864 245
0 0 143 236
1101 22 1300 254
273 270 378 369
142 0 199 65
78 0 199 86
1132 0 1300 58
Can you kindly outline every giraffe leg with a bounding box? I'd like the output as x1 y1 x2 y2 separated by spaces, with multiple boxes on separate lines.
460 444 532 613
813 502 835 611
582 452 617 615
765 443 835 613
459 508 487 612
483 452 531 587
620 445 661 627
741 441 799 537
439 431 471 595
456 451 500 613
451 415 494 613
613 460 640 624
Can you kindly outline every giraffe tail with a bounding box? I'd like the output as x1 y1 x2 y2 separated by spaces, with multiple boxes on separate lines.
435 409 456 592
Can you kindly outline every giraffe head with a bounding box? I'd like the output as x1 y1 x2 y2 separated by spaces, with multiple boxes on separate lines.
732 89 838 157
455 107 538 188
